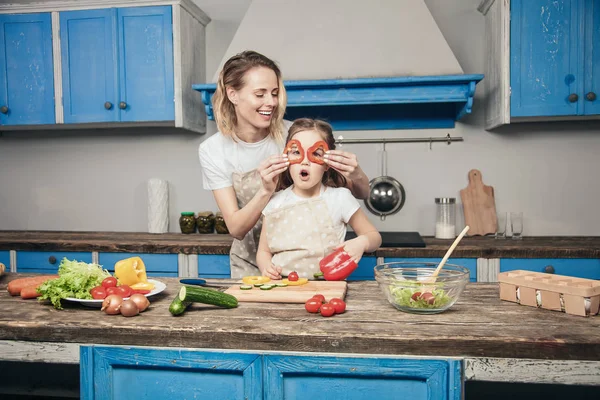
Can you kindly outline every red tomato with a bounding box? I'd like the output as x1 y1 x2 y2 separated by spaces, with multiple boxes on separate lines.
305 298 322 313
320 303 335 317
411 292 422 301
90 286 107 300
288 271 299 282
420 292 435 305
329 298 346 314
312 294 326 304
116 285 132 298
101 277 118 289
105 286 119 296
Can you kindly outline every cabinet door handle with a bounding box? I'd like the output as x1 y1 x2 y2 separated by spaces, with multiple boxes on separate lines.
119 101 127 110
49 256 57 265
0 106 8 114
586 92 597 101
544 265 555 274
104 102 113 110
568 93 578 103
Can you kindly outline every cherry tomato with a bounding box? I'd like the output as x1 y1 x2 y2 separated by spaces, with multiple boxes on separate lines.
420 292 435 305
320 303 335 317
116 285 132 298
288 271 299 282
101 277 118 289
105 286 119 296
305 298 322 313
329 298 346 314
411 292 422 301
90 286 107 300
312 294 326 304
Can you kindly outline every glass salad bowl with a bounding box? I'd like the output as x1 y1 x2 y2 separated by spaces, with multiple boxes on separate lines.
374 262 470 314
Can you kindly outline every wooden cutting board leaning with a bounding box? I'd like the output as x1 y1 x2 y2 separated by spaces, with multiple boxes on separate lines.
460 169 497 236
225 281 347 303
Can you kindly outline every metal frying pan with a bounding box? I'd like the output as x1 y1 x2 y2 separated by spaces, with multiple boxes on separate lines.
364 142 405 221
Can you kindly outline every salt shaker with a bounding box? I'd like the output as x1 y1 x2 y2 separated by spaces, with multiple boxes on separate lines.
435 198 456 239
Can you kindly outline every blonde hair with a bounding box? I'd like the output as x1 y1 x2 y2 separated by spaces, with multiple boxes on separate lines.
277 118 347 191
212 50 287 144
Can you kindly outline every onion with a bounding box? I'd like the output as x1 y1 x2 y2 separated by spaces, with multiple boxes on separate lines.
102 294 123 315
120 299 139 317
129 293 150 312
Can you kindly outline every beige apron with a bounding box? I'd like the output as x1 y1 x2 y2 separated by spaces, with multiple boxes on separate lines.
229 169 263 278
264 195 339 279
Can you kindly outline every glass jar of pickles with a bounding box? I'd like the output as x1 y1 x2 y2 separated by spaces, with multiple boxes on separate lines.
215 212 229 234
179 212 196 234
196 211 215 234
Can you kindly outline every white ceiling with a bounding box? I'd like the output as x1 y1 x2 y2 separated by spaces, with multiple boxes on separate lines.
192 0 252 22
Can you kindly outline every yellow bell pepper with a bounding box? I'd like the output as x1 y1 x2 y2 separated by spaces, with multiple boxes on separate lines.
114 257 148 286
242 276 271 285
130 281 155 291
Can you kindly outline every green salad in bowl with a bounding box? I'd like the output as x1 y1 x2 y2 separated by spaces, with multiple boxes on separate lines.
375 262 469 314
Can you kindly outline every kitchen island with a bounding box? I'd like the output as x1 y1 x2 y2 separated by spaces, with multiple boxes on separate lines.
1 275 599 399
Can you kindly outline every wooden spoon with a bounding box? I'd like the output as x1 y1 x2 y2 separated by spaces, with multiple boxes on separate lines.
422 225 470 284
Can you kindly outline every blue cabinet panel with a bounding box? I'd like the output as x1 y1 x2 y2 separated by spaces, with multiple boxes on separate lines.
584 0 600 115
16 251 92 273
264 354 461 400
98 253 178 277
60 9 118 123
81 346 263 400
384 258 477 282
117 6 174 122
0 251 10 269
0 13 54 125
198 254 230 278
500 258 600 279
347 256 377 280
510 0 583 117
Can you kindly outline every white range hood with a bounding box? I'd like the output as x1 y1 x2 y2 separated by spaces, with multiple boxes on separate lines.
194 0 483 130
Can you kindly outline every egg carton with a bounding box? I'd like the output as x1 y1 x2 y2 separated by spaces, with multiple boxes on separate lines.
498 270 600 317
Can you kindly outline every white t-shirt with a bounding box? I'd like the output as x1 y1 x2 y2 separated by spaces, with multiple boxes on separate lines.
263 185 361 243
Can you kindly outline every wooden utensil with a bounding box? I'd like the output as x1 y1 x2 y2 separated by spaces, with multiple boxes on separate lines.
224 280 347 303
423 226 470 284
460 169 497 236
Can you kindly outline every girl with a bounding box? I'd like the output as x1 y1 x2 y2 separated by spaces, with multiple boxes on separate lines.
257 118 382 280
198 51 371 278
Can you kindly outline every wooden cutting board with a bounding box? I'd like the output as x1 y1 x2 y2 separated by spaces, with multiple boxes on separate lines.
460 169 497 236
224 281 347 303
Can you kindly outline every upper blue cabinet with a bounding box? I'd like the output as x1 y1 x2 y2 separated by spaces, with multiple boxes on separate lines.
0 0 209 133
480 0 599 129
0 13 55 125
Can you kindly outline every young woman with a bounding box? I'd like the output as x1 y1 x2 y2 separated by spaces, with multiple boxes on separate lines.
199 51 371 278
256 118 381 280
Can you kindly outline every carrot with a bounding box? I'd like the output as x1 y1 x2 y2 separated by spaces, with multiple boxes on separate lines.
20 285 43 299
7 275 58 296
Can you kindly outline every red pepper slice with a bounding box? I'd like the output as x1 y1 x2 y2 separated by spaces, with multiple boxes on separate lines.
131 289 151 295
284 139 304 165
319 247 358 281
307 140 329 165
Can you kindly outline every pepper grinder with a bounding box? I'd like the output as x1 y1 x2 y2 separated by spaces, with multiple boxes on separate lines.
435 198 456 239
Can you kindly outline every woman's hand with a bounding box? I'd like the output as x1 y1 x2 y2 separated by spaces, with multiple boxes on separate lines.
323 150 370 199
259 263 282 280
338 236 369 264
257 154 289 195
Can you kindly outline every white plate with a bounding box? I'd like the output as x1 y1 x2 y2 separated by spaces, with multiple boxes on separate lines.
63 279 167 308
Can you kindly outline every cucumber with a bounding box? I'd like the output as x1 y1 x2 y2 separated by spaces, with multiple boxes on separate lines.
276 283 288 287
260 284 274 290
240 285 253 290
179 285 238 308
253 283 264 287
169 296 191 316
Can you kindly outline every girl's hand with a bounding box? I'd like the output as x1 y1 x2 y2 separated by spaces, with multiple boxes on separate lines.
258 155 289 195
338 236 369 264
323 150 363 182
260 263 282 280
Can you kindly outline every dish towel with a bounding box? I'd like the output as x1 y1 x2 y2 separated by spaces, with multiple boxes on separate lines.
148 178 169 233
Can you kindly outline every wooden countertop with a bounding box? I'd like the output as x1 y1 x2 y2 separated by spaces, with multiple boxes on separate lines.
0 231 599 258
0 275 598 361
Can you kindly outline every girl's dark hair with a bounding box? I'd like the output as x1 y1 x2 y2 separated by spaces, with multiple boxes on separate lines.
277 118 347 191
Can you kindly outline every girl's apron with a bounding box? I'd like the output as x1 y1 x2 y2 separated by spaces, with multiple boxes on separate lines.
229 169 263 278
263 195 339 279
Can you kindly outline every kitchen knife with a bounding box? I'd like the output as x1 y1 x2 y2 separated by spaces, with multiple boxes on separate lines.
179 278 230 289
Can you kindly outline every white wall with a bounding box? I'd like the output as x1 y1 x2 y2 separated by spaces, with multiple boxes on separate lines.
1 0 599 235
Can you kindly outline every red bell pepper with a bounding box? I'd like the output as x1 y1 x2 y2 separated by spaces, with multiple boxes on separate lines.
307 140 329 165
284 139 304 165
319 248 358 281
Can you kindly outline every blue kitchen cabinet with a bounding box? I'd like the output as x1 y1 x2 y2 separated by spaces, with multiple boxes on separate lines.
60 6 174 124
264 354 461 400
80 346 263 400
0 13 55 126
583 0 600 115
500 258 600 280
198 254 230 278
384 258 477 282
347 256 378 281
98 253 178 277
0 251 10 269
16 251 92 273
